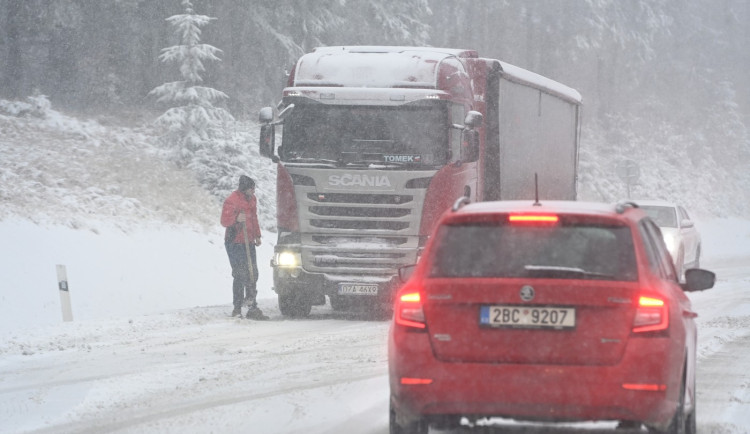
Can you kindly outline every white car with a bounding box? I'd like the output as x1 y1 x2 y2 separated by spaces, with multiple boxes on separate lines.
634 200 701 278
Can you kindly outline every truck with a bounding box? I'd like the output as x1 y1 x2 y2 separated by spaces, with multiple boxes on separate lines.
257 46 582 317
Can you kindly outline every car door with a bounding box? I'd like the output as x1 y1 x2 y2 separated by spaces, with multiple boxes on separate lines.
641 219 697 401
678 206 699 266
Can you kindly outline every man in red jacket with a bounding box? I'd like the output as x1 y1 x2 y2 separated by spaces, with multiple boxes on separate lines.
221 175 267 319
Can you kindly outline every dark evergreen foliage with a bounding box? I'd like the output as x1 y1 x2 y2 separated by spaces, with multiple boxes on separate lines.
0 0 747 215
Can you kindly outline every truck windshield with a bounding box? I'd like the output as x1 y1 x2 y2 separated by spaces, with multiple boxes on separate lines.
280 104 449 167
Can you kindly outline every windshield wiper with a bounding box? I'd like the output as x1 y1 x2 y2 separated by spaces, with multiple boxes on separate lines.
285 157 339 167
523 265 616 280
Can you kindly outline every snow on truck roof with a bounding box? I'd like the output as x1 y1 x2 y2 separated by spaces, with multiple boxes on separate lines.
293 46 581 103
294 46 475 89
498 61 582 104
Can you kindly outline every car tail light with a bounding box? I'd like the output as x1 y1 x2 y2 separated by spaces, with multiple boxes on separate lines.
508 214 559 224
400 377 433 385
395 292 426 329
632 295 669 333
622 383 666 391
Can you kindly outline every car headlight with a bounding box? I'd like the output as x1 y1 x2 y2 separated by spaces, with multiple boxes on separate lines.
275 251 301 268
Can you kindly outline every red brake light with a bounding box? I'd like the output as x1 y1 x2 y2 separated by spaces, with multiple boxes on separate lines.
400 377 433 385
395 292 426 329
508 215 559 224
622 383 666 391
632 295 669 333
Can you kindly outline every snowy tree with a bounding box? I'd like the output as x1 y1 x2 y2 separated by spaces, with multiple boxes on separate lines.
148 0 256 203
149 0 234 169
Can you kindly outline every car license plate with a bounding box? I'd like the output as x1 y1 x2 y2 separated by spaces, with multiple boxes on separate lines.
338 283 379 296
480 305 576 329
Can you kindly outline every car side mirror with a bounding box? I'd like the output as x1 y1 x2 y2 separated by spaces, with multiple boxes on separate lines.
681 219 694 229
398 264 417 283
681 268 716 292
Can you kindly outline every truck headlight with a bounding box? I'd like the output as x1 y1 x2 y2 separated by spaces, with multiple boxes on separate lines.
276 251 301 268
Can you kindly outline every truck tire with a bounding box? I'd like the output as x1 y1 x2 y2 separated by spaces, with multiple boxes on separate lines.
278 292 312 318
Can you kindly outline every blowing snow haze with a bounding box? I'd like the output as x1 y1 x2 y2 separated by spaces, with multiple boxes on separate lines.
1 1 750 433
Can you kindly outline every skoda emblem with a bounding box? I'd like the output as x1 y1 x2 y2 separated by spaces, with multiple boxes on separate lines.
519 285 535 302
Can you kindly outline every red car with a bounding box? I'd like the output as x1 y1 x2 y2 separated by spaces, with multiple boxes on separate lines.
388 200 716 433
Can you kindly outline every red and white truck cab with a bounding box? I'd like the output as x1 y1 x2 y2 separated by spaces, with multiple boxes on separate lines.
258 46 582 317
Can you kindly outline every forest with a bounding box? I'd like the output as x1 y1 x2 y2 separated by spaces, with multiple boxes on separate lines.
1 0 749 216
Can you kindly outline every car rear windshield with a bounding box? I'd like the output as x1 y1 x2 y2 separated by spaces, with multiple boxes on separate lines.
428 221 638 281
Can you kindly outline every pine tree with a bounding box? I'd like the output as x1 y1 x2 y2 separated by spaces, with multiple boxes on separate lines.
149 0 233 169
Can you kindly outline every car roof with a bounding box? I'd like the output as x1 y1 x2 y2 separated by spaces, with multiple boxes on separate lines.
449 200 644 221
630 199 678 208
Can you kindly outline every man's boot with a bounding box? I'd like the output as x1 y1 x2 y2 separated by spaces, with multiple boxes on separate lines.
245 304 269 320
231 307 242 317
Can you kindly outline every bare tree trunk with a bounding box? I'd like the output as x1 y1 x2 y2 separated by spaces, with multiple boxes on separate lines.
4 0 24 99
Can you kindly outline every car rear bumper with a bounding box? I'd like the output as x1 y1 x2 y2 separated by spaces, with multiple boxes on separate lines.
389 333 682 428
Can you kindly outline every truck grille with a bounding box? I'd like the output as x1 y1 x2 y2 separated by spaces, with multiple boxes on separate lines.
310 219 410 230
309 206 410 218
311 236 408 246
312 252 407 269
307 193 413 205
296 178 428 275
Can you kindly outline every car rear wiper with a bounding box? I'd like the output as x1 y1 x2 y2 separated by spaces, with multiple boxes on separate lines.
523 265 616 280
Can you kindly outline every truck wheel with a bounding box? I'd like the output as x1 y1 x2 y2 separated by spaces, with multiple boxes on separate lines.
278 292 312 318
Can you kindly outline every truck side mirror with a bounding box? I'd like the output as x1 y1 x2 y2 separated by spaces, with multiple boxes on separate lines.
259 107 274 123
259 107 275 159
259 124 275 159
464 110 483 129
461 129 480 162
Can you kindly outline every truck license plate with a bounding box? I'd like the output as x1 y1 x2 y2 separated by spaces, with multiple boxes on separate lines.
338 283 379 296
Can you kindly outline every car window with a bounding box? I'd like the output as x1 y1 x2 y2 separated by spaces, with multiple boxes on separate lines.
428 221 638 281
678 206 690 221
639 205 678 228
641 219 678 281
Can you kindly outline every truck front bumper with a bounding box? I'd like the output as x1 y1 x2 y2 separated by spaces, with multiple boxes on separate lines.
272 263 401 307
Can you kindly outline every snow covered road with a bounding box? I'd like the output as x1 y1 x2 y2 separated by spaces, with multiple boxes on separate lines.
0 309 391 434
691 254 750 434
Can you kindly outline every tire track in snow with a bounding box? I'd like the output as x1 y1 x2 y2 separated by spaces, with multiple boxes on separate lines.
24 370 387 434
697 330 750 433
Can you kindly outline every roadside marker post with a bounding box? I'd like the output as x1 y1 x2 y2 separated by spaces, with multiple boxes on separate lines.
56 264 74 322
